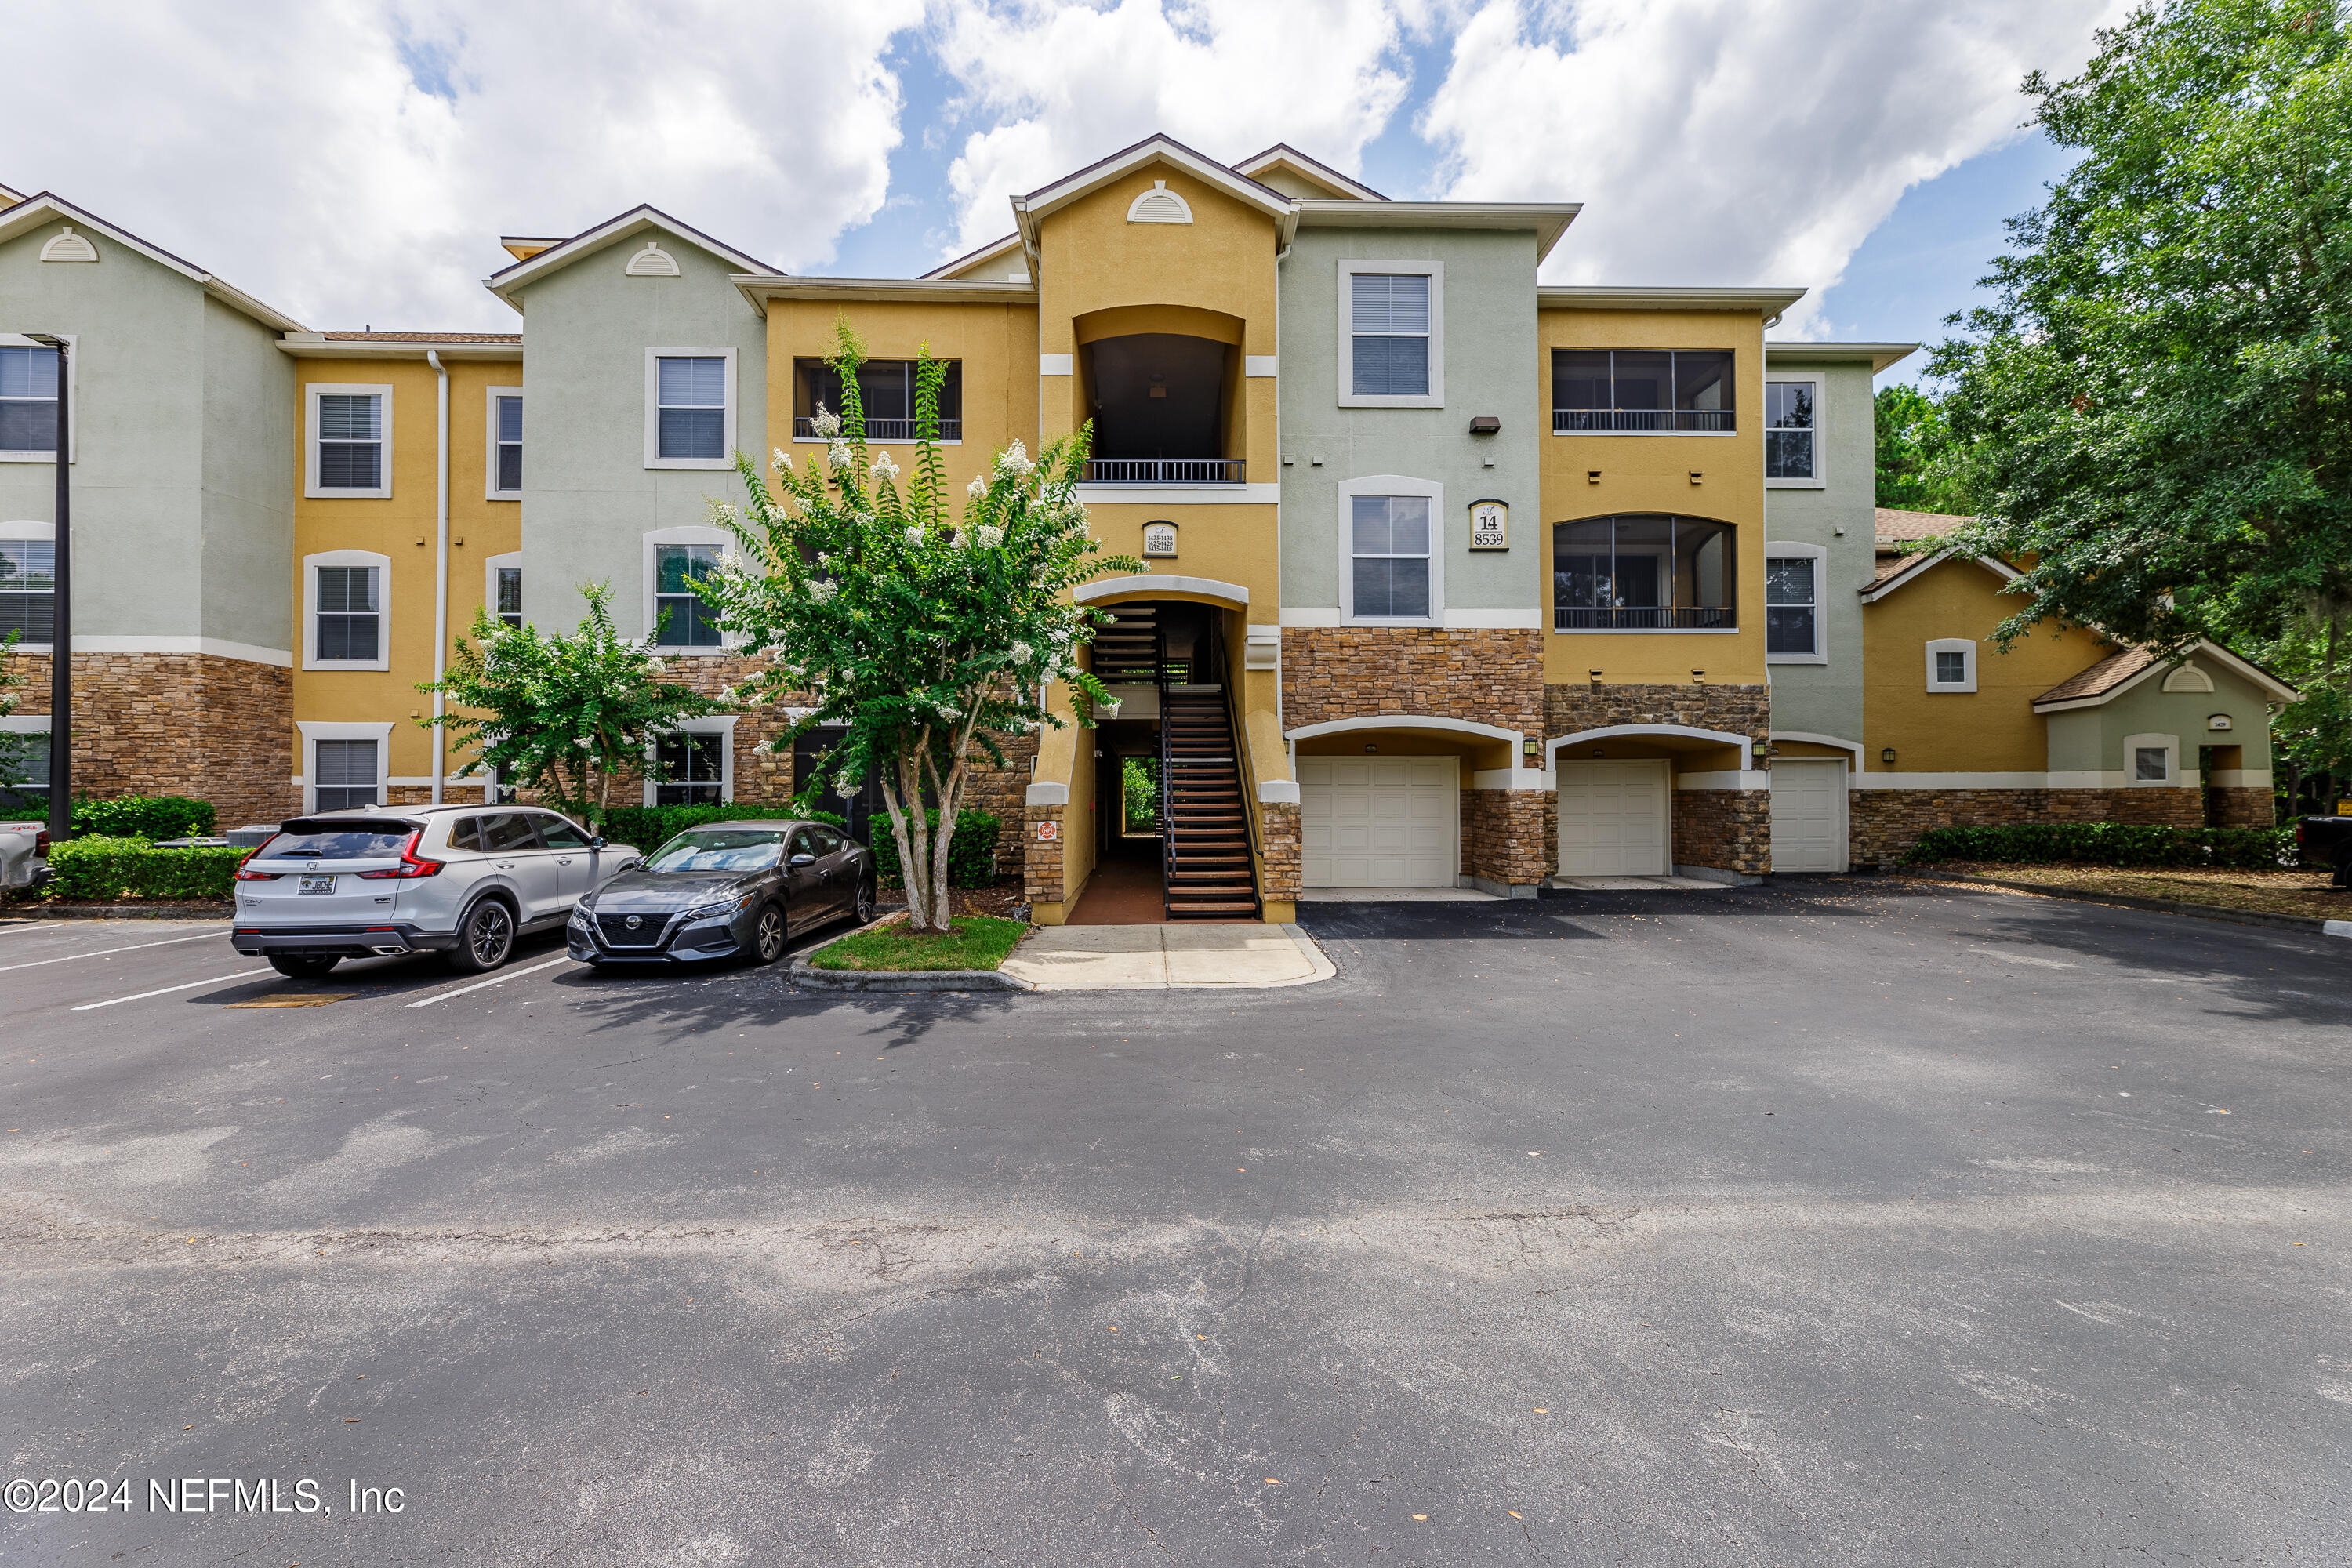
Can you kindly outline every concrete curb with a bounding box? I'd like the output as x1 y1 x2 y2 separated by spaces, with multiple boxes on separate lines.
1896 869 2352 940
3 903 233 920
786 924 1036 993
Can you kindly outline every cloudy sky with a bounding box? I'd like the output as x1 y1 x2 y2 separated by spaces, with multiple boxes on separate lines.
3 0 2129 375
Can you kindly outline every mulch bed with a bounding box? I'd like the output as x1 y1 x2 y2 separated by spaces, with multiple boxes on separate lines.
1909 862 2352 924
876 880 1025 920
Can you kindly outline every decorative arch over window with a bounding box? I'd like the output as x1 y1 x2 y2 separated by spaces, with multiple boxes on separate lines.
624 240 681 277
1552 515 1736 631
38 227 97 263
2161 662 2215 693
1126 180 1194 225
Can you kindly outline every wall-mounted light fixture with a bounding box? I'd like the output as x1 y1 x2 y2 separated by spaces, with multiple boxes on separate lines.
1587 470 1602 485
1588 667 1603 685
1689 471 1704 485
1468 416 1501 435
1364 743 1377 753
1881 747 1897 766
1522 737 1540 761
1691 669 1706 685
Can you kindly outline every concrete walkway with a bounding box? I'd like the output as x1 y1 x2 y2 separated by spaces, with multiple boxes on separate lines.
1550 873 1729 891
1001 923 1335 990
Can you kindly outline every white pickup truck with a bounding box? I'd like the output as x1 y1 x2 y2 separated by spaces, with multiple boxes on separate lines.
1 818 51 893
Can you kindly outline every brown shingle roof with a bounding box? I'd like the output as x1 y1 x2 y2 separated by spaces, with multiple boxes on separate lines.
2034 645 2158 706
320 331 522 343
1874 506 1969 542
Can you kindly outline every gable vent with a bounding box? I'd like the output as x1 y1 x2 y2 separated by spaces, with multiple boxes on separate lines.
40 226 98 263
624 240 681 277
1126 180 1193 226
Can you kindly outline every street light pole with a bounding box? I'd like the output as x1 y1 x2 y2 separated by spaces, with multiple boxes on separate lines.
27 334 69 844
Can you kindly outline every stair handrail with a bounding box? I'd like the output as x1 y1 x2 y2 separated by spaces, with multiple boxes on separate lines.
1214 633 1264 918
1157 615 1176 920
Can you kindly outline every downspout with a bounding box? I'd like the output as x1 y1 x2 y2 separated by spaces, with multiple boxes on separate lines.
427 350 450 804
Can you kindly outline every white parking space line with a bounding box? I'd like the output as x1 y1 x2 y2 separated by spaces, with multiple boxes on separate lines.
0 928 227 974
0 921 64 935
404 954 572 1009
71 969 273 1011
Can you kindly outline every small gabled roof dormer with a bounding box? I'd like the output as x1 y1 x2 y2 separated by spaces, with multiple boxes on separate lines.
921 230 1029 283
1231 143 1386 202
0 182 27 211
482 203 775 313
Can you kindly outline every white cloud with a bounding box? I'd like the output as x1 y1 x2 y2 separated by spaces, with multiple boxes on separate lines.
932 0 1413 256
0 0 924 330
1418 0 2131 334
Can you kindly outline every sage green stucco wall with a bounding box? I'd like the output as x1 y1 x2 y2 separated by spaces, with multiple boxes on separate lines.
1761 356 1879 748
1276 227 1541 615
512 228 767 638
2044 661 2276 781
0 222 293 652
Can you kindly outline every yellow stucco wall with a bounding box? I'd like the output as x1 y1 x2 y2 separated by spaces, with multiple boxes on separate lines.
761 298 1040 483
1537 307 1770 686
1860 556 2113 774
289 357 521 782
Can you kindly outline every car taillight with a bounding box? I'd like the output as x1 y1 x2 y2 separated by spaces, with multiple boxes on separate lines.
232 846 278 882
358 831 444 880
32 829 47 858
2296 822 2310 844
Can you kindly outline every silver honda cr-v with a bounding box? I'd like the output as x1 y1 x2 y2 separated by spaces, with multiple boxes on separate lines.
230 804 640 978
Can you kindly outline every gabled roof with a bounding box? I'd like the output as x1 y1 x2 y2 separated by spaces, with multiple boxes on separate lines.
498 237 564 263
483 204 775 312
1766 340 1918 374
920 230 1025 282
1016 133 1294 223
1231 143 1385 201
0 182 26 209
1539 284 1804 316
0 193 304 332
278 330 522 361
2032 641 2299 710
1299 199 1581 261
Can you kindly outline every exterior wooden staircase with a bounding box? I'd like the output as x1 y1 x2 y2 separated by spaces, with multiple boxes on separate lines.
1161 685 1260 920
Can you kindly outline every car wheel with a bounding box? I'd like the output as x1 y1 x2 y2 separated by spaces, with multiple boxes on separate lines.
752 901 789 965
853 877 877 926
269 954 339 980
446 897 517 974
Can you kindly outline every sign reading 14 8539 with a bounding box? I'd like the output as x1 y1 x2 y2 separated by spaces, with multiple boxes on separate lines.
1468 499 1508 550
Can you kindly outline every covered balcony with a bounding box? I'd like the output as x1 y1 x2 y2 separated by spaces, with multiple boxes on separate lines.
1080 330 1243 485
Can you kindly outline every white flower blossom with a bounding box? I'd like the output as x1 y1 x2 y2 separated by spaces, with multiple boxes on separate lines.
975 524 1004 549
905 524 925 546
833 770 857 795
828 441 851 467
646 657 667 672
573 737 593 750
811 406 841 439
809 581 838 604
994 441 1033 479
772 446 793 472
1010 641 1034 665
872 452 900 481
966 474 989 499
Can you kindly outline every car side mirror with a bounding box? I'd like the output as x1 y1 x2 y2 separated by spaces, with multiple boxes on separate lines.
789 853 818 868
589 836 606 849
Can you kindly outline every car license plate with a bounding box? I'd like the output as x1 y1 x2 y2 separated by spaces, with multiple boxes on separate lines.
299 874 337 895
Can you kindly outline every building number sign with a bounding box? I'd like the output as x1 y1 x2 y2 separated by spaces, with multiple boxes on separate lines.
1468 499 1508 550
1142 521 1178 557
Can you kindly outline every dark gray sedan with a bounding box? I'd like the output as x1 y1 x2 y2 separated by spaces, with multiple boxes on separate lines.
567 820 877 967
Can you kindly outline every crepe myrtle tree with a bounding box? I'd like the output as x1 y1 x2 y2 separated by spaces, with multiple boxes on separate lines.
418 580 721 827
699 326 1141 935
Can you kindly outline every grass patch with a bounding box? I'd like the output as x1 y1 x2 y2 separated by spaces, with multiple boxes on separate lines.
1915 862 2352 922
809 914 1029 972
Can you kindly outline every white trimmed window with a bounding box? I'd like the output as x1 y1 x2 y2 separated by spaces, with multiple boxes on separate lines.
1764 544 1825 662
643 527 731 652
1926 637 1976 693
0 340 64 460
0 521 56 645
1339 261 1443 408
306 383 393 498
0 716 48 811
297 721 394 814
485 551 522 629
645 715 739 806
644 348 736 469
1338 474 1444 625
304 550 390 670
1764 374 1823 486
487 387 522 497
2125 732 2180 786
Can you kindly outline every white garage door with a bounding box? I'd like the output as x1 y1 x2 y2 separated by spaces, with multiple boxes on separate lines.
1298 756 1458 887
1769 758 1848 872
1556 759 1669 876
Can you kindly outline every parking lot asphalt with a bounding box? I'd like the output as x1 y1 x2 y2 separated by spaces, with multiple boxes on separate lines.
2 879 2348 1566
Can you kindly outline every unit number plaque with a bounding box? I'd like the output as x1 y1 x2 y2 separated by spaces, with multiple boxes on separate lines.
1468 499 1508 550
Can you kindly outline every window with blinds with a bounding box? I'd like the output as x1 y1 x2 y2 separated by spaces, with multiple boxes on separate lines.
1350 495 1432 619
655 731 724 805
493 394 522 492
494 565 522 628
657 358 726 460
0 345 60 456
315 565 379 661
655 544 723 647
313 739 379 811
318 393 383 489
0 537 56 641
1350 273 1431 397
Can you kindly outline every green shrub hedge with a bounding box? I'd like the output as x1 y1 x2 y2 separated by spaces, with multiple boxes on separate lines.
72 795 216 841
1906 822 2296 869
594 802 811 855
869 808 1000 888
45 836 244 902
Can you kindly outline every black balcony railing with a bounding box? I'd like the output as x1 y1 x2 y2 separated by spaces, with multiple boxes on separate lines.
1552 409 1736 434
1554 605 1737 631
1083 457 1245 484
794 416 960 442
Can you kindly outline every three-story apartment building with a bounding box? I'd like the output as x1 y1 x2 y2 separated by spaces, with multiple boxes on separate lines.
0 138 2291 921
